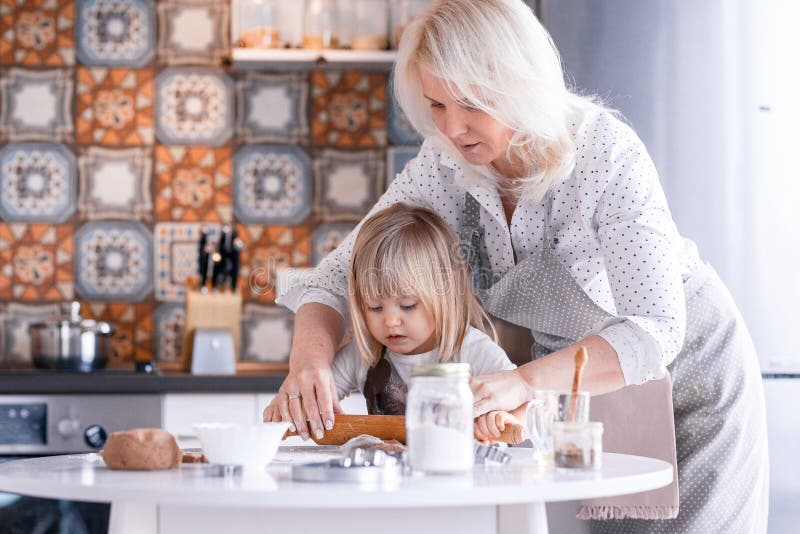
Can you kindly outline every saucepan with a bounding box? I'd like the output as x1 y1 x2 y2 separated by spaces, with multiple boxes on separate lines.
28 302 114 373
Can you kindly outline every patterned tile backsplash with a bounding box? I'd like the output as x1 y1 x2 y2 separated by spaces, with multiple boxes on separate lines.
0 0 421 368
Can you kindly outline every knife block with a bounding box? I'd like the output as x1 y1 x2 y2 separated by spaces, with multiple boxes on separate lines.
182 282 242 373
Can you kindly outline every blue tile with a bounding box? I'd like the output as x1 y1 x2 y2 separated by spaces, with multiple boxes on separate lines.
241 304 294 362
157 0 229 65
153 302 185 364
155 67 234 146
313 149 383 220
310 222 357 266
233 145 313 225
0 68 74 142
0 143 77 223
386 146 420 187
236 72 309 144
75 0 157 67
74 221 153 302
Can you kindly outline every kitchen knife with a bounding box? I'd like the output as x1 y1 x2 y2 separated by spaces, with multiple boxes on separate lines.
230 237 243 291
282 414 525 445
198 230 209 288
212 226 231 290
207 250 221 292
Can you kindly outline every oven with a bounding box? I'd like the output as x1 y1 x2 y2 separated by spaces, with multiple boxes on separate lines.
0 394 162 533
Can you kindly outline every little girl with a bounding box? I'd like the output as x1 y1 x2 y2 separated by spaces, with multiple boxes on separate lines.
264 204 516 423
332 203 515 415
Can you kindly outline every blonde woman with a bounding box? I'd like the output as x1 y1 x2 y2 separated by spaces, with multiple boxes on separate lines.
263 204 515 416
271 1 767 532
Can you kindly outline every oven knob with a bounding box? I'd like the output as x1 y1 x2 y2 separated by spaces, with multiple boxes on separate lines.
57 417 80 438
84 425 108 449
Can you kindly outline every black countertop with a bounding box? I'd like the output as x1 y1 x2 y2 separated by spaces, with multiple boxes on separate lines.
0 369 791 395
0 370 287 394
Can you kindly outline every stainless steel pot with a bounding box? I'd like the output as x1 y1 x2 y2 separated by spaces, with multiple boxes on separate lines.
28 302 113 373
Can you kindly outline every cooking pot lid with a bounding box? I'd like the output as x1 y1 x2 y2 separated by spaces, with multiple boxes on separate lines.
28 301 113 334
28 318 113 334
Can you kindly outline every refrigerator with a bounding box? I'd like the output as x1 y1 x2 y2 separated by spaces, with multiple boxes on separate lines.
539 0 800 532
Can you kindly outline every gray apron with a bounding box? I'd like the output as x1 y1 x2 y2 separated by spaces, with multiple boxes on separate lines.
362 351 408 416
460 192 769 533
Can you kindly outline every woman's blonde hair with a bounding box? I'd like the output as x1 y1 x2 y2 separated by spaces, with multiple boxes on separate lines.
394 0 601 203
348 204 495 367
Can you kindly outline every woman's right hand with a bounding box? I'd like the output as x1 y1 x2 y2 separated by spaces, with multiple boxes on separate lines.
274 363 343 441
470 368 532 417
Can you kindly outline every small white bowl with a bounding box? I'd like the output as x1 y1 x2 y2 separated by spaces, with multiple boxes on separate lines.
193 422 291 473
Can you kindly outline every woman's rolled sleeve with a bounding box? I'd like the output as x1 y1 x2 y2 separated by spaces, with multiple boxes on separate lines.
595 319 672 385
593 145 687 385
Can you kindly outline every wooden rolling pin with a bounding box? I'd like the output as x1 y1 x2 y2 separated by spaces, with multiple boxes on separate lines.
284 414 525 445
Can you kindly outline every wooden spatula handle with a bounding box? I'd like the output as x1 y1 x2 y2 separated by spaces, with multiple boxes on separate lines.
284 413 526 445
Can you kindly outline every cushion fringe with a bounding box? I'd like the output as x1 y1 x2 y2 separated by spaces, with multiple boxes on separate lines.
577 505 679 520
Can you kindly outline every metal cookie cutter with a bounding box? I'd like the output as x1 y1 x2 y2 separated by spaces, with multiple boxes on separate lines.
474 441 512 465
291 447 403 484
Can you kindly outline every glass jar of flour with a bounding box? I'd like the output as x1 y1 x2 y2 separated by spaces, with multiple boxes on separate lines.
406 363 473 474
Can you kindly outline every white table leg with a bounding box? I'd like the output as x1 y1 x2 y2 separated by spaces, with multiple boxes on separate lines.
498 503 548 534
108 501 158 534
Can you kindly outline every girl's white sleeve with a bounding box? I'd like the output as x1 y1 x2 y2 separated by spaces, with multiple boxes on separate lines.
331 343 368 400
461 328 517 375
275 153 428 320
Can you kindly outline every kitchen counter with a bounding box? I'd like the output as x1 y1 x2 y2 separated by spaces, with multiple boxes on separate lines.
0 370 286 394
0 448 673 534
1 370 785 395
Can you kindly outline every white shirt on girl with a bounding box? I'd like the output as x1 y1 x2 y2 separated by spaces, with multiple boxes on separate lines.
331 325 516 400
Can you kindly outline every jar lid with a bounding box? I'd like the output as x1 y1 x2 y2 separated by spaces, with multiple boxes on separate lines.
411 362 470 378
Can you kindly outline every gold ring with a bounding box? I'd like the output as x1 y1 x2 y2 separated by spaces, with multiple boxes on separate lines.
287 393 301 400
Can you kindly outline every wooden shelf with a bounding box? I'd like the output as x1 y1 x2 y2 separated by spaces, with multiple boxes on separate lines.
157 361 289 376
231 48 397 70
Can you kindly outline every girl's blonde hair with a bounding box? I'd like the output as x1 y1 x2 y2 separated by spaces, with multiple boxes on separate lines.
348 204 495 367
394 0 602 203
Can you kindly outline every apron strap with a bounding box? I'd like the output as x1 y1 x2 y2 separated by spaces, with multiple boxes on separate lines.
460 193 497 291
363 350 408 415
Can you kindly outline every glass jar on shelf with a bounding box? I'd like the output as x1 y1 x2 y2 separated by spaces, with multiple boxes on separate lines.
303 0 339 49
349 0 388 50
390 0 428 49
235 0 282 49
406 363 474 475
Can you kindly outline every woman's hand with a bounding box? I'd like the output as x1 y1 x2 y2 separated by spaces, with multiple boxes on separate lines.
470 368 532 417
474 410 522 443
275 364 343 441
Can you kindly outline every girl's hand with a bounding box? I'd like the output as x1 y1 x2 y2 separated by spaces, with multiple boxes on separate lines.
276 363 343 441
474 410 522 443
470 368 532 417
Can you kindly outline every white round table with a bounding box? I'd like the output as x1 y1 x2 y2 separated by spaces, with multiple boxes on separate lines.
0 447 672 534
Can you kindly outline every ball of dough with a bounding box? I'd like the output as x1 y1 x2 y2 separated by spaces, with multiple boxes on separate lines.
100 429 182 470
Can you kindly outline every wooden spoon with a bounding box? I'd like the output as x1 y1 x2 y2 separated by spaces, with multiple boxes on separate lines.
567 346 588 421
